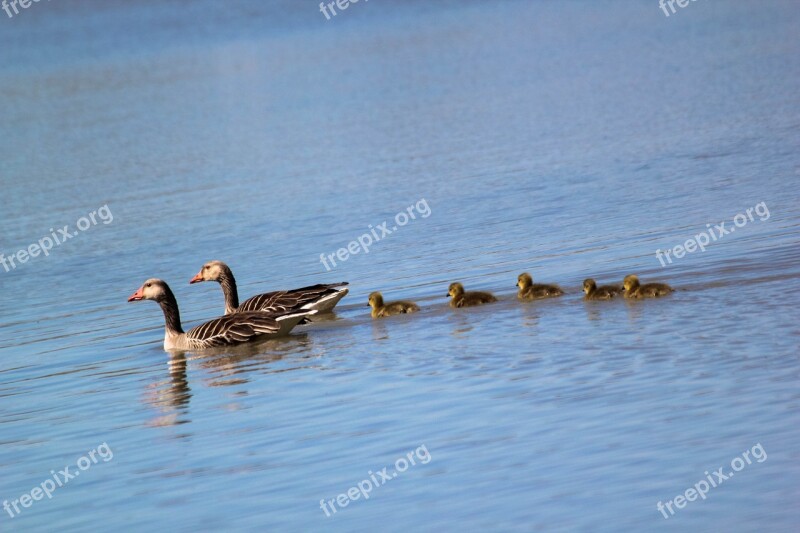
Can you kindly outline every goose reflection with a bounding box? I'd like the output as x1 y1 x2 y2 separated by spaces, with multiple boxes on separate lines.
197 333 313 387
144 351 192 427
143 333 317 426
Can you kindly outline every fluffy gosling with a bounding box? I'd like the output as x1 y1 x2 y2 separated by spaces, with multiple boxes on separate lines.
583 279 621 300
367 291 420 318
447 282 497 308
622 274 673 299
517 273 564 300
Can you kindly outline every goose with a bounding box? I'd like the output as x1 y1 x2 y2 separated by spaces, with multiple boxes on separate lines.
517 273 563 300
368 291 420 318
189 260 348 315
583 279 621 300
622 274 674 299
128 278 315 351
447 282 497 308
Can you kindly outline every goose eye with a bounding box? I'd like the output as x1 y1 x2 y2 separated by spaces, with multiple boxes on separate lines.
146 283 151 287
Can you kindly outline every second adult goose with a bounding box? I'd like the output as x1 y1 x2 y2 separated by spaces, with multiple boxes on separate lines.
128 278 315 351
190 260 348 315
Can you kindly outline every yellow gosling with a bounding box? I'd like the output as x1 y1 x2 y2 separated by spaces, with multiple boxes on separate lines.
367 291 420 318
583 279 621 300
447 282 497 308
517 272 564 300
622 274 674 299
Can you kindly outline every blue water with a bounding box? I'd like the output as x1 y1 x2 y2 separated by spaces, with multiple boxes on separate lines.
1 1 799 531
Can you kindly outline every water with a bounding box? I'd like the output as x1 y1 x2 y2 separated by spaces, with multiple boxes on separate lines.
1 0 799 531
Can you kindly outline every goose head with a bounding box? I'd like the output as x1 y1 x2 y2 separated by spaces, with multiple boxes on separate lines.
517 273 533 290
583 279 597 295
447 282 465 298
623 274 640 292
190 260 229 284
368 291 384 309
128 279 170 302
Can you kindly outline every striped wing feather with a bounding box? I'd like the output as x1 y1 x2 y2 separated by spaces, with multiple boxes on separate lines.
238 283 348 313
186 312 281 349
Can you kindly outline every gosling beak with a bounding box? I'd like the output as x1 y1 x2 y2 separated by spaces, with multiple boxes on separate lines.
127 287 144 302
189 272 204 284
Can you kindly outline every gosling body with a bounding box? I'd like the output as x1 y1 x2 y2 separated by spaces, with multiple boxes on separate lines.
622 274 673 299
583 279 621 300
517 273 564 300
368 292 420 318
447 282 497 308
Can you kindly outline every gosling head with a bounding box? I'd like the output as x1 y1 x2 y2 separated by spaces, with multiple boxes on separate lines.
583 279 597 295
623 274 640 292
189 260 231 284
128 278 171 303
367 291 384 309
517 273 533 290
447 282 465 298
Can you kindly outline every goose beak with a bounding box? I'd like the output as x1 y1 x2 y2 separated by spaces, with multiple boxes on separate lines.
189 272 203 284
127 287 144 302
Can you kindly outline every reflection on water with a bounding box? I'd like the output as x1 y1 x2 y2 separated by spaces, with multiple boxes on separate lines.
145 353 191 427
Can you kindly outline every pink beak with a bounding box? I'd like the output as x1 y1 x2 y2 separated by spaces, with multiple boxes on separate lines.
127 287 144 302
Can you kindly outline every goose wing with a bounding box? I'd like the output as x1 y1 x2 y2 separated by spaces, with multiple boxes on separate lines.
238 282 348 313
186 312 282 348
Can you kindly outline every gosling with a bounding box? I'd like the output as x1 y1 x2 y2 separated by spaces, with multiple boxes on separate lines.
517 273 564 300
583 279 621 300
622 274 674 299
368 291 420 318
447 282 497 308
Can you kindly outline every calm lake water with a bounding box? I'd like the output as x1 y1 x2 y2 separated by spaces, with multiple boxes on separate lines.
1 1 799 531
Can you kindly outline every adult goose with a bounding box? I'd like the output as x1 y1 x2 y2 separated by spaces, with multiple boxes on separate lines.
128 278 315 351
190 260 348 315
